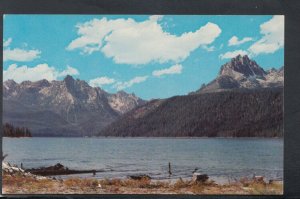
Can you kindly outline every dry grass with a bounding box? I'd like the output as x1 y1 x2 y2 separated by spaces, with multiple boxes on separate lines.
234 177 283 195
171 178 219 194
249 182 283 195
99 177 168 189
173 178 190 189
2 173 283 195
64 178 99 188
3 174 55 194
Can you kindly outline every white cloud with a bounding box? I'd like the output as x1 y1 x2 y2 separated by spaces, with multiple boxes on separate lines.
248 15 284 56
58 65 79 77
3 64 80 83
219 50 248 59
67 16 222 65
89 76 115 87
4 48 41 62
228 36 253 46
3 38 12 47
3 38 42 62
4 64 57 83
202 45 215 52
219 16 284 59
152 64 183 77
114 76 148 90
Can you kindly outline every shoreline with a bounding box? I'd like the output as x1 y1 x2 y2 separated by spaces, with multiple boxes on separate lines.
2 172 284 195
2 162 283 195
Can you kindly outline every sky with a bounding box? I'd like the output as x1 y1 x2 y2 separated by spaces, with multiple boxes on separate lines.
3 15 284 100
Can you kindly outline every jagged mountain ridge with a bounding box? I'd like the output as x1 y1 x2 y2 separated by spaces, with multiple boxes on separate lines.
195 55 283 93
3 75 146 136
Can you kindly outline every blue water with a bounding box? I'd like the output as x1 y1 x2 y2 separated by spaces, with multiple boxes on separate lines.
3 137 283 183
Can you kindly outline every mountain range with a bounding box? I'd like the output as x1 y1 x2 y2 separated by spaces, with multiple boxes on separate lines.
3 55 283 137
3 75 145 136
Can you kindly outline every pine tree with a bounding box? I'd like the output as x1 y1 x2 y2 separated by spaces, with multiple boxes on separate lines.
3 123 32 137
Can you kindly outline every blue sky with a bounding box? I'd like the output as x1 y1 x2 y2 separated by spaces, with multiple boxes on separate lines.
3 15 284 100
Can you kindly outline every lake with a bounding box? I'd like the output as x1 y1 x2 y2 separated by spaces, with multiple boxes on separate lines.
3 137 283 183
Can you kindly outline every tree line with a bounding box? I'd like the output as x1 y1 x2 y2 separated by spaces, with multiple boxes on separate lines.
3 123 32 137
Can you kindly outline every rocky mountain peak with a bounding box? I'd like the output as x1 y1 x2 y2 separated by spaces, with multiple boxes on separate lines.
4 79 16 84
220 54 266 78
115 91 136 98
116 90 127 95
62 75 78 94
108 90 146 114
63 75 75 84
268 67 277 73
231 54 250 65
196 55 283 93
20 80 33 86
32 79 50 88
3 79 17 88
267 66 284 75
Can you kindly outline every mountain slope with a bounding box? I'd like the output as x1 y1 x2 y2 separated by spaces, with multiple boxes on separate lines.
3 76 145 136
99 88 283 137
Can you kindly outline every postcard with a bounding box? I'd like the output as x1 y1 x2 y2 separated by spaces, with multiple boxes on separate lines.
2 14 283 195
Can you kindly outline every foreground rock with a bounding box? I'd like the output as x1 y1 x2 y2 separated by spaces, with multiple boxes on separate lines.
253 175 265 184
2 162 48 180
192 173 209 183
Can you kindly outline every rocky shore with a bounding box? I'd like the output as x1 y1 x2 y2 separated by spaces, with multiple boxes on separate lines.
2 162 283 195
2 162 49 180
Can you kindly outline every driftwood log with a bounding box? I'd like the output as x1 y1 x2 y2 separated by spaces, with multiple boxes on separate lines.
128 174 151 180
26 163 103 176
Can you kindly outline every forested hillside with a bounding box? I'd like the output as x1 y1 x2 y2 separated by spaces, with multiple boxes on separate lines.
99 88 283 137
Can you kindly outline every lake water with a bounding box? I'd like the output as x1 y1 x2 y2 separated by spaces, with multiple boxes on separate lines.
3 137 283 183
